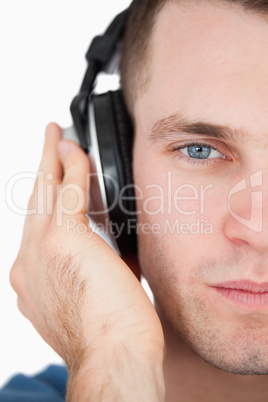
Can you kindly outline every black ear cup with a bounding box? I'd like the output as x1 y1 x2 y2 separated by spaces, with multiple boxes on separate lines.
92 90 137 253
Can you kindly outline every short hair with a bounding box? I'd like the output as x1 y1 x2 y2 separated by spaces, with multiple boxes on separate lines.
120 0 268 118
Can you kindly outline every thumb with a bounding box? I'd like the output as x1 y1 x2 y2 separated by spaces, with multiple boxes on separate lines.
54 140 90 227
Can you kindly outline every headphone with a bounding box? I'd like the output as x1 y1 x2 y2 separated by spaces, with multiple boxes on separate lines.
63 9 137 255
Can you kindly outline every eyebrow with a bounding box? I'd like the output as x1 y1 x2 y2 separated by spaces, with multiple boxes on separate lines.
149 113 245 143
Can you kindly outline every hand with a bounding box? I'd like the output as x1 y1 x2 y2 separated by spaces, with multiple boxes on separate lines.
10 123 164 378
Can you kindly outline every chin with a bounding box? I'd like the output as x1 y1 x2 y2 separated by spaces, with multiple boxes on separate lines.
199 352 268 376
155 286 268 376
176 313 268 376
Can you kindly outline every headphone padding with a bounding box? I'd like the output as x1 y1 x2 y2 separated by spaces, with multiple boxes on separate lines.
92 90 137 253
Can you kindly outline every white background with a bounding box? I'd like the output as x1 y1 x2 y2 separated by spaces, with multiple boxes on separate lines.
0 0 134 386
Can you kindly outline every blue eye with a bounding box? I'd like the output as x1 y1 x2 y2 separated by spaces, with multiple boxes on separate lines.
180 144 225 160
187 145 211 159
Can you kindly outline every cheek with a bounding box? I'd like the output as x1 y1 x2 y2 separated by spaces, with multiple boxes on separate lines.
137 227 204 334
134 170 228 273
134 153 228 234
133 134 232 294
136 209 197 298
134 186 230 325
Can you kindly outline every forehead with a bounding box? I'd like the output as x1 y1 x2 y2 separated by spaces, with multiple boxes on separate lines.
134 1 268 137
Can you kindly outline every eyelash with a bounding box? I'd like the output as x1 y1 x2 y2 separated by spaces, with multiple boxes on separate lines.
172 141 232 166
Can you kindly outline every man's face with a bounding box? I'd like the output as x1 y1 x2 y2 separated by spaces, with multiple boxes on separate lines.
133 1 268 374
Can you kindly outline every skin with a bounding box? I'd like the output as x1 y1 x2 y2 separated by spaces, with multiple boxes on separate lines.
133 1 268 400
9 1 268 401
10 125 165 401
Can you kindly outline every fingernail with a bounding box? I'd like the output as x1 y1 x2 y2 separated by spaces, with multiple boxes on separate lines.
58 141 69 157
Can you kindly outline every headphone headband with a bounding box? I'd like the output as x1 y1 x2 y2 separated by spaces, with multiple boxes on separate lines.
86 9 129 68
70 9 129 152
64 8 136 255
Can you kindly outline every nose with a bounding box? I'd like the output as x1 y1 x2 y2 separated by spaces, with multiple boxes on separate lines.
223 169 268 253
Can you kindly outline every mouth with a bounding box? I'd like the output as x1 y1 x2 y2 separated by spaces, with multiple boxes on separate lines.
211 280 268 309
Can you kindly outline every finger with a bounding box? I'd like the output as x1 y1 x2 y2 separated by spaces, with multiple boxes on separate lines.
52 139 90 230
22 124 63 245
28 123 63 211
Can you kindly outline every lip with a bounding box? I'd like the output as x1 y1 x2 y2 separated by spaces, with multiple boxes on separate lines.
211 280 268 309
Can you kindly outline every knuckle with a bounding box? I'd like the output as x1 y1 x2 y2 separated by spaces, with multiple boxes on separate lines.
57 181 89 210
10 251 35 300
9 257 23 294
68 152 90 174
